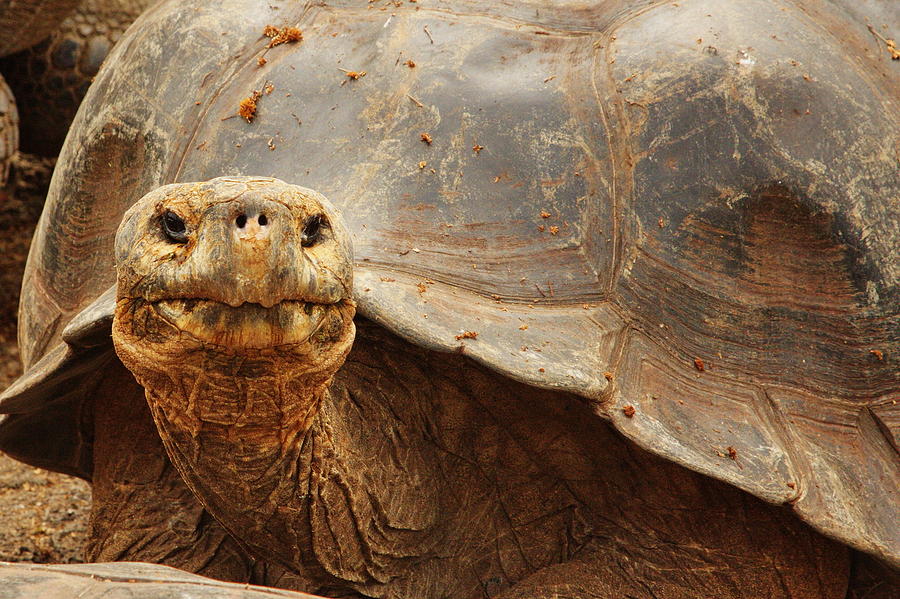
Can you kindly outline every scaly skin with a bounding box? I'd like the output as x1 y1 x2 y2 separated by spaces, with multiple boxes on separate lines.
87 361 256 582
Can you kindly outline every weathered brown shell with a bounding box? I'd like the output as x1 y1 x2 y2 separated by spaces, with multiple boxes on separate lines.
1 0 897 567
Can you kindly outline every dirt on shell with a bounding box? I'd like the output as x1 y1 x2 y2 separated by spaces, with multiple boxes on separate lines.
0 154 91 564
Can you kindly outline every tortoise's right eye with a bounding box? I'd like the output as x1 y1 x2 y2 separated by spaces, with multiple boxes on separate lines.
162 210 188 243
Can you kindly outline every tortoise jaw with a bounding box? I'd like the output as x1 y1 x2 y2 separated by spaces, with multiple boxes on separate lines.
151 297 343 349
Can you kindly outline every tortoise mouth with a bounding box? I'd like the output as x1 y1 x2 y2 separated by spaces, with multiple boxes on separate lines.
151 297 343 349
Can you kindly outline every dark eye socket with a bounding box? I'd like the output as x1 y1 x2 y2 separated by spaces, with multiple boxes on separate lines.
301 214 328 247
162 210 188 243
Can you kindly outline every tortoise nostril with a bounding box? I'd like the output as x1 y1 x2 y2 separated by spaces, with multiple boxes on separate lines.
258 214 268 226
235 214 247 228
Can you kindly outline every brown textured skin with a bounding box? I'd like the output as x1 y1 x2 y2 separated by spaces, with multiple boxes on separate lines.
87 363 253 582
88 361 314 592
0 0 154 154
83 336 898 598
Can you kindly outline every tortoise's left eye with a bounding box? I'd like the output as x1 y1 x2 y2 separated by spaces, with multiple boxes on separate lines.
162 210 188 243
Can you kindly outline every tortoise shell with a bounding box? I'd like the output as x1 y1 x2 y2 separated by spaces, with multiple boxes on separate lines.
1 0 897 567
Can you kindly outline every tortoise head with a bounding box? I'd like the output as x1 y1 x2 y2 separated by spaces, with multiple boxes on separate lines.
111 176 356 394
110 177 356 540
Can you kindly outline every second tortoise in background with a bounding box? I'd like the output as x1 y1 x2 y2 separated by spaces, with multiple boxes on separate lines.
0 0 154 168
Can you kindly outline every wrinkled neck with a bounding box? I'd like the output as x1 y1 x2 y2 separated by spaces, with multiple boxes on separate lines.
142 348 329 570
148 349 325 449
112 297 356 577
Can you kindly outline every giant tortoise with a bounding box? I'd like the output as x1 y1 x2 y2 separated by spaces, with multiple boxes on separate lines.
0 0 897 597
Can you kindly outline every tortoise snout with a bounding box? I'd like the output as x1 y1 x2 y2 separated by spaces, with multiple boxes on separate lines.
214 198 293 249
115 177 353 309
191 198 306 306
